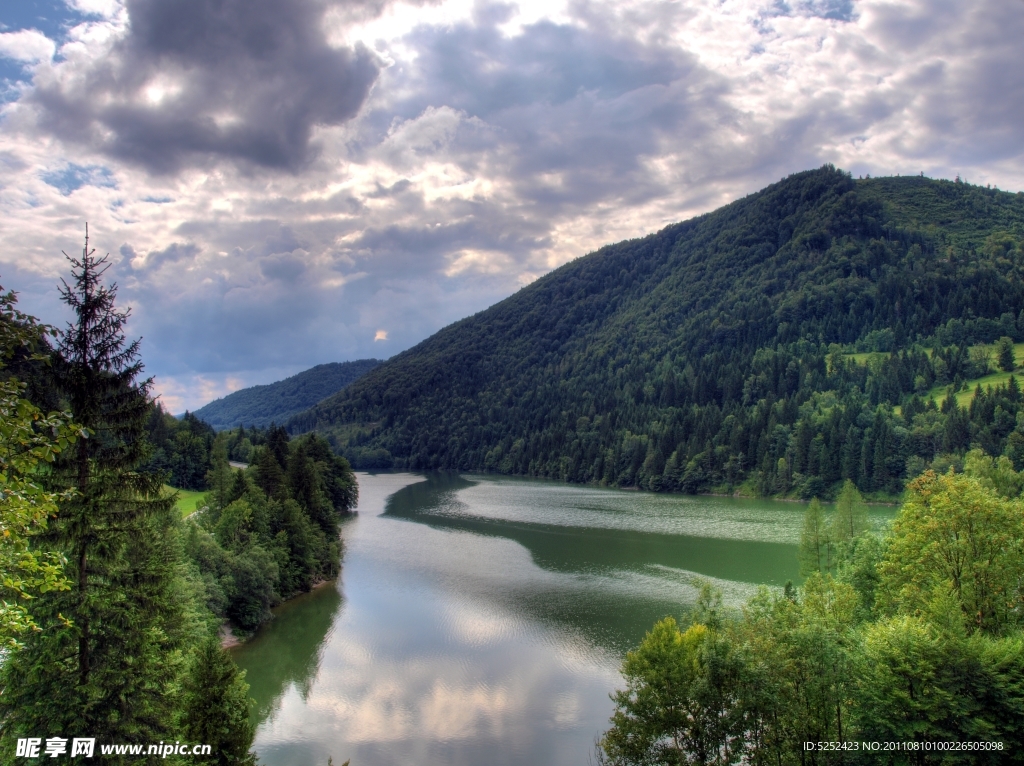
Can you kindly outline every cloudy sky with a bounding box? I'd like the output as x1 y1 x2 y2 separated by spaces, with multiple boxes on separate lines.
1 0 1022 412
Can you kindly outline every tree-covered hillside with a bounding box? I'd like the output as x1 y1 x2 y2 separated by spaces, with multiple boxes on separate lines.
290 167 1024 498
193 359 381 430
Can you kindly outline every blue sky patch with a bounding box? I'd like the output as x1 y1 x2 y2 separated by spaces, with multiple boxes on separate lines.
41 163 117 195
0 0 96 85
769 0 856 22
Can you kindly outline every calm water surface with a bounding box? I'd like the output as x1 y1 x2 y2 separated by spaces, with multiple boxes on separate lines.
233 473 894 766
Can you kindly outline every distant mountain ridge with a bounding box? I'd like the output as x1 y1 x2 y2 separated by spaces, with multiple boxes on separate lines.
289 167 1024 498
193 359 381 430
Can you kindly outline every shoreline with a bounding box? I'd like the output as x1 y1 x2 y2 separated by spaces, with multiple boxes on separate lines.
221 577 337 649
701 491 899 506
364 470 902 507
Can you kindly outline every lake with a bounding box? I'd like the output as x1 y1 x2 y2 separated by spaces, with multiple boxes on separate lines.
232 472 894 766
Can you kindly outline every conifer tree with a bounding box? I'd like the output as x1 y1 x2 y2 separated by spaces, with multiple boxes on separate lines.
830 479 867 544
0 231 190 747
997 336 1016 372
254 445 287 499
206 433 233 512
266 424 290 470
179 638 258 766
798 498 832 576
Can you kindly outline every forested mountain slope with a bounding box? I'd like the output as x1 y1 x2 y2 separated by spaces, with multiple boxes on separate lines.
194 359 381 429
290 167 1024 498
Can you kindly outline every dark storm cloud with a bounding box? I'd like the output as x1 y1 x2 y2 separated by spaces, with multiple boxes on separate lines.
107 204 539 380
345 208 551 277
0 151 28 175
132 241 201 270
922 7 1024 164
388 15 694 121
866 0 1024 167
259 252 307 283
368 11 731 218
113 230 324 373
30 0 383 173
132 283 326 373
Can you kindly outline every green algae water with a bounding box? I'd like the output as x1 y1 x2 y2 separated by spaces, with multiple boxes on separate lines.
232 473 894 766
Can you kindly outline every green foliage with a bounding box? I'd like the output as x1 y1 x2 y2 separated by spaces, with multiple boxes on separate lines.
0 237 196 748
143 406 216 489
288 168 1024 499
737 575 859 763
0 241 273 764
877 470 1024 635
831 479 867 543
185 430 356 634
193 359 381 430
997 336 1016 372
835 532 884 622
964 447 1024 498
179 638 258 766
798 498 832 576
0 286 83 648
599 618 745 766
603 576 861 765
603 473 1024 763
855 616 1024 753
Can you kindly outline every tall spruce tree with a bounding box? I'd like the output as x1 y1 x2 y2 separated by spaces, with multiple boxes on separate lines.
179 638 258 766
997 336 1016 372
0 232 191 752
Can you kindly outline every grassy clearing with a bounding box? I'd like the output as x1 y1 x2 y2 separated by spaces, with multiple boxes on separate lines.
922 371 1018 409
163 486 207 518
920 342 1024 408
847 351 889 365
849 342 1024 410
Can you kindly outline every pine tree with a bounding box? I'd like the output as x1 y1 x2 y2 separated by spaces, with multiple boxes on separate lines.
179 638 258 766
266 424 290 470
997 336 1016 372
799 498 832 576
254 445 287 499
831 479 867 544
0 230 191 748
206 433 233 513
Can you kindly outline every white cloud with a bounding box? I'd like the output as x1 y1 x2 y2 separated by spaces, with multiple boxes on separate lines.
1 0 1022 411
0 29 56 63
65 0 124 19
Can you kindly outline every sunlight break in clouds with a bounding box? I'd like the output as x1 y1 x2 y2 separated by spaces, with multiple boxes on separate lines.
1 0 1022 410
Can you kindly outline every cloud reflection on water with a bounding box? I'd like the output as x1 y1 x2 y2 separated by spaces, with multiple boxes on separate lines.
235 473 890 766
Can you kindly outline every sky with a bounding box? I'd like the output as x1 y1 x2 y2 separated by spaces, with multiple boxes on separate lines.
1 0 1023 413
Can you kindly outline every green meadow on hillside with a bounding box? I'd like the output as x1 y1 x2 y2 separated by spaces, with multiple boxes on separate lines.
848 342 1024 410
164 485 207 518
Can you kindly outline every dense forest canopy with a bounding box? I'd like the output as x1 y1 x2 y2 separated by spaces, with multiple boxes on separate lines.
290 167 1024 500
193 359 381 430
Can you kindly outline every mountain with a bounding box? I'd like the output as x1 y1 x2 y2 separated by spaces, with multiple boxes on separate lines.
193 359 381 430
289 167 1024 498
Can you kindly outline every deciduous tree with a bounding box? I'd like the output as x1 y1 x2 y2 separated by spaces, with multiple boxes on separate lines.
0 286 82 649
877 470 1024 634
